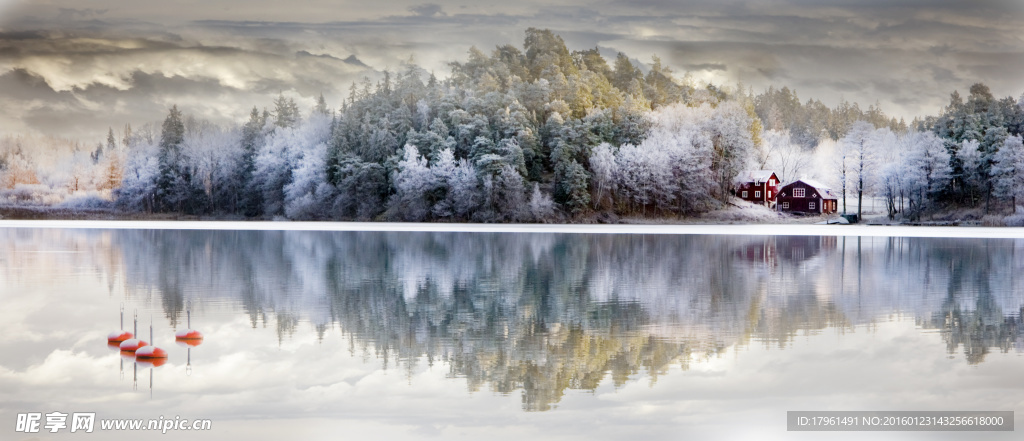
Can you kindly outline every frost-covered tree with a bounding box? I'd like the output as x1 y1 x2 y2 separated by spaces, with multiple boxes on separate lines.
273 94 301 129
527 183 555 222
957 139 985 205
589 142 617 209
254 112 332 216
762 130 808 184
116 142 159 212
991 135 1024 208
841 121 877 218
900 131 951 218
391 144 436 221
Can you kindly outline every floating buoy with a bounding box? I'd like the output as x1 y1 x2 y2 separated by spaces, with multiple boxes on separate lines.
175 305 203 344
107 305 134 343
135 345 168 359
135 319 167 361
134 358 167 368
175 338 202 347
174 329 203 341
119 311 147 352
119 338 148 352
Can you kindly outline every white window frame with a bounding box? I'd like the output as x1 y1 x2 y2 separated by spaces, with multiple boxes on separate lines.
754 191 760 198
767 191 772 198
742 191 748 198
809 202 816 210
794 188 805 198
769 179 775 186
782 202 789 209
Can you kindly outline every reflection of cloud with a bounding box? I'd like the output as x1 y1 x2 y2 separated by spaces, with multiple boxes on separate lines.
2 228 1024 437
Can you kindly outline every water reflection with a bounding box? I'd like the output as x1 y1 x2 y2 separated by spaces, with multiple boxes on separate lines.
3 229 1024 412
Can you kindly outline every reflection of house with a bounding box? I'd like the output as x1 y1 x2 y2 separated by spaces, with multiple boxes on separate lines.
776 235 837 263
777 179 838 214
735 170 780 206
735 239 777 267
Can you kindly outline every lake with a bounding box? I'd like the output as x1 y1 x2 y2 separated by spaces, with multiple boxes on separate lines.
1 225 1021 440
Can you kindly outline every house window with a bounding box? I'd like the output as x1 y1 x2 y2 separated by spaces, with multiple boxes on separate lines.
768 191 772 198
809 202 816 210
782 202 789 209
754 191 760 198
794 188 805 198
742 191 748 198
769 179 775 186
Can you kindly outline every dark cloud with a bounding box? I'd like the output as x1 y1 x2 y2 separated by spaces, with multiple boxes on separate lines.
408 4 446 17
685 63 728 72
0 68 69 102
0 1 1022 140
56 8 108 20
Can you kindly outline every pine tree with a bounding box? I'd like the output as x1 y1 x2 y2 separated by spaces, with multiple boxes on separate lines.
156 105 186 211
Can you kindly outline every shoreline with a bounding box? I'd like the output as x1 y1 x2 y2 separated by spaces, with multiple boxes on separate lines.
2 217 1023 239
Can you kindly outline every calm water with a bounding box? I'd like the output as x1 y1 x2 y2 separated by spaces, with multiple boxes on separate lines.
1 228 1022 440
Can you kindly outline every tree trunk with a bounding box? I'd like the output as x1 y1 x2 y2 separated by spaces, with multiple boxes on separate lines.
857 174 864 219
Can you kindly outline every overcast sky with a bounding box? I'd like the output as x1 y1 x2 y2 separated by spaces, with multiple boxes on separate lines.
1 0 1023 142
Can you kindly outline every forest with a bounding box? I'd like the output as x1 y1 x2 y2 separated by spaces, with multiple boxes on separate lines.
1 28 1022 223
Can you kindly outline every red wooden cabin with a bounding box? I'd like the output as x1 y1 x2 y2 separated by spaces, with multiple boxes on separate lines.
734 170 780 207
776 179 838 215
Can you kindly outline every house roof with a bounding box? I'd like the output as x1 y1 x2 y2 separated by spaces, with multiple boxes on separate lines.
735 170 777 183
786 179 839 199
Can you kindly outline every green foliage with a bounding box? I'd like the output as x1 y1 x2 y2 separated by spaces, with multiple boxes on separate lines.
553 159 590 214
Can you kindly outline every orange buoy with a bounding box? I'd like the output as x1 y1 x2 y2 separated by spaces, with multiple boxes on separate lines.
175 306 203 344
135 320 168 361
135 345 168 359
175 338 202 347
134 357 167 368
107 305 134 343
175 329 203 341
119 338 148 352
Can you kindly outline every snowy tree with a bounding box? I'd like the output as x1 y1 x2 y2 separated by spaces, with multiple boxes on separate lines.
890 130 951 219
762 130 808 184
589 142 617 209
391 144 436 221
527 183 555 221
957 139 985 205
447 157 482 218
273 94 301 128
254 113 332 216
840 121 877 218
115 142 159 212
991 135 1024 208
284 141 334 219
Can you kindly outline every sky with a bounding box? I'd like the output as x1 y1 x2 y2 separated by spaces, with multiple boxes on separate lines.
1 0 1023 143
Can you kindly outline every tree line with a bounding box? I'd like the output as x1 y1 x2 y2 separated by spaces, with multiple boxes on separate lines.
3 28 1022 222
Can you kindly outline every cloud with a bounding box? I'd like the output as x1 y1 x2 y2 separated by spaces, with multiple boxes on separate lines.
408 3 446 17
0 1 1021 140
685 63 728 72
0 30 375 139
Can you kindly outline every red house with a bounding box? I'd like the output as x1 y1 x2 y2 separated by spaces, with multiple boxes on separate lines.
776 179 838 215
734 170 780 206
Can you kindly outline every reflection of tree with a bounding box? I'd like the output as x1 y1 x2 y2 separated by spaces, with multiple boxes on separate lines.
6 229 1024 411
916 239 1024 364
931 277 1021 364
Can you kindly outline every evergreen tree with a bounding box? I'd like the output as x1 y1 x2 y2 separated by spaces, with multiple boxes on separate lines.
156 105 186 211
